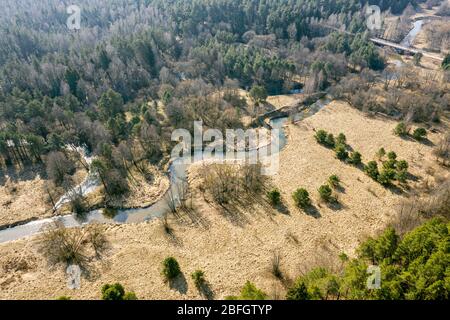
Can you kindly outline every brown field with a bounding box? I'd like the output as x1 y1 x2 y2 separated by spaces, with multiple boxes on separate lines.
0 101 447 300
266 93 304 109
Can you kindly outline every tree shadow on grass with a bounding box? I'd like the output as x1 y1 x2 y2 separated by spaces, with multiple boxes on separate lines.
167 231 183 247
198 282 215 300
249 191 290 216
353 162 366 172
160 216 183 247
179 206 210 230
304 205 321 218
280 274 295 289
0 164 46 185
334 184 346 194
406 172 420 182
387 184 405 196
326 200 344 211
273 202 290 215
217 203 250 227
398 134 416 143
419 138 434 147
217 191 276 226
82 263 104 282
169 273 188 295
400 134 435 147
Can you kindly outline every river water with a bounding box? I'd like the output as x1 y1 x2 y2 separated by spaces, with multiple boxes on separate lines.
0 99 332 243
400 20 423 49
388 19 425 79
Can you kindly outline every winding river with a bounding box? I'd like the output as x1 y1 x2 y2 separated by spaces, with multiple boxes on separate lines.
0 100 333 243
388 18 425 79
0 14 436 244
400 20 424 49
1 17 426 244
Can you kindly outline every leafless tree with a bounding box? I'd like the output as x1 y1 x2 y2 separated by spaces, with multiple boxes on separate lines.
434 133 450 166
46 151 76 186
40 221 108 267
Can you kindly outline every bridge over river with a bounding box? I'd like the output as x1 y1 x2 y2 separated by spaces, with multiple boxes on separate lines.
369 37 443 62
322 24 444 62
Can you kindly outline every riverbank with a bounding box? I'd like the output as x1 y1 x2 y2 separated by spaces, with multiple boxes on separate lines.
58 163 171 214
0 165 87 229
0 100 446 299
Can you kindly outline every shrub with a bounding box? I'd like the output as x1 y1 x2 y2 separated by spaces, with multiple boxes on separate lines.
394 122 408 136
315 130 336 148
294 219 450 300
335 144 348 161
378 169 396 186
162 257 181 281
123 292 138 300
69 192 88 216
286 280 310 300
267 189 281 206
271 252 282 279
40 222 107 266
383 159 397 170
104 170 130 197
101 283 137 300
396 160 409 171
328 175 340 188
364 161 379 180
387 151 397 160
376 148 386 160
286 268 339 300
239 281 267 300
336 133 346 145
442 53 450 70
395 170 408 183
315 130 328 145
249 85 268 104
413 128 427 140
101 283 125 300
318 185 333 203
413 52 423 66
56 296 71 300
349 151 362 165
325 133 336 148
191 270 206 289
225 281 268 300
292 188 311 208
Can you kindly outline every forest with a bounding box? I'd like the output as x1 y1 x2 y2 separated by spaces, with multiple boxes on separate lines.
0 0 449 301
0 0 414 175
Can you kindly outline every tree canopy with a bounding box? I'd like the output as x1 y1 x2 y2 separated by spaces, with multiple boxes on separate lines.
286 219 450 300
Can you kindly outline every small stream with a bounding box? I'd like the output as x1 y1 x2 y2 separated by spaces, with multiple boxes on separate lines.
0 98 332 243
388 19 424 77
400 20 423 49
53 145 100 210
